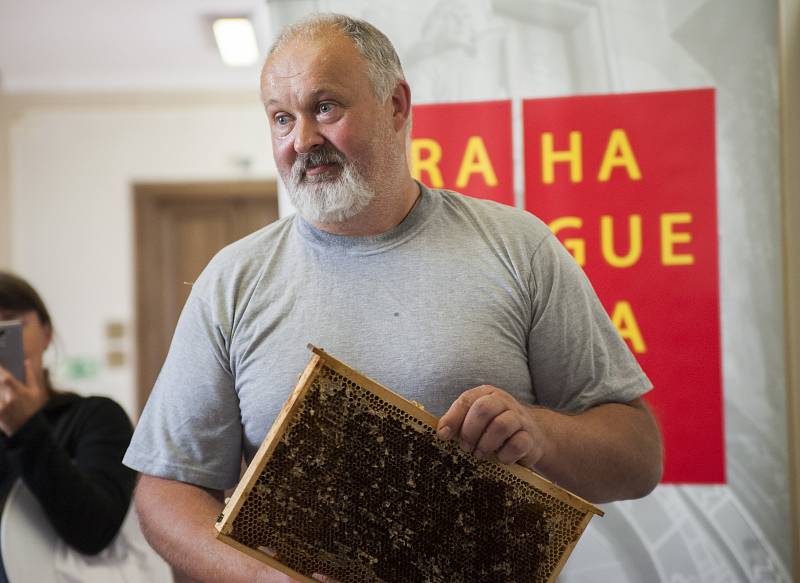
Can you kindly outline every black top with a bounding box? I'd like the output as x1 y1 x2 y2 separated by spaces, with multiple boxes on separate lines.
0 393 136 556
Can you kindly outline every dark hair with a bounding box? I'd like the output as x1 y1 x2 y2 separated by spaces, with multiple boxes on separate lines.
0 271 52 328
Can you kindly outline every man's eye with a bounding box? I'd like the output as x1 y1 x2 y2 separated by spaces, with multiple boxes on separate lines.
275 114 290 126
319 103 334 114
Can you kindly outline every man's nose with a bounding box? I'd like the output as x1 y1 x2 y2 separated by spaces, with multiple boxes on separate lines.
293 117 324 154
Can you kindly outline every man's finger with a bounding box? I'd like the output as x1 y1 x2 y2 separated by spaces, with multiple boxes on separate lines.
474 409 522 457
458 395 509 453
437 386 495 441
497 430 535 466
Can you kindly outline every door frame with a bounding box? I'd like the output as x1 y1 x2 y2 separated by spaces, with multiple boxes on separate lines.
133 180 278 413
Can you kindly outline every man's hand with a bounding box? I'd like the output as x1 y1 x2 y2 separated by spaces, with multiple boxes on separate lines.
436 385 546 469
0 361 49 436
436 388 663 503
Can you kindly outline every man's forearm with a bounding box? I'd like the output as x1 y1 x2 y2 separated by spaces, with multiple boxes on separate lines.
135 475 292 583
531 399 663 503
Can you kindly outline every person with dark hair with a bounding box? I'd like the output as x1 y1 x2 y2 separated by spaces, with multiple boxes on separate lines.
0 271 137 579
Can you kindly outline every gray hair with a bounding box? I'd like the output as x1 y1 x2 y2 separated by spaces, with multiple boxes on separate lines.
266 13 405 102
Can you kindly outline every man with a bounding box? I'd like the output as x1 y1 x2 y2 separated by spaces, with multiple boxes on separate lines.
124 13 662 583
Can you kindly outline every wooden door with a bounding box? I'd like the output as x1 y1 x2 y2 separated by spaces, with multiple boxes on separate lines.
135 181 278 413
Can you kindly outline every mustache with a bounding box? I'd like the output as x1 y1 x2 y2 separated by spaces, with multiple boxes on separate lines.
293 146 346 175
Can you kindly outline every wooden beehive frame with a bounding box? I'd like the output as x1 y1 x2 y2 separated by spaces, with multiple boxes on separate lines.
215 345 603 582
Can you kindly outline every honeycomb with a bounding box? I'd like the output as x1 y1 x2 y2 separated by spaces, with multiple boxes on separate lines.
216 348 601 583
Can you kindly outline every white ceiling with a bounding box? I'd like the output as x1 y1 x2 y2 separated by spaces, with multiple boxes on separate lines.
0 0 273 93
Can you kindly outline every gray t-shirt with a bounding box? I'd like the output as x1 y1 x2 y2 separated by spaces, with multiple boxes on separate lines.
123 184 651 490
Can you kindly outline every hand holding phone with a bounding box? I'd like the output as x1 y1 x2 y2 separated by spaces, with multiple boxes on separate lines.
0 321 25 383
0 320 50 436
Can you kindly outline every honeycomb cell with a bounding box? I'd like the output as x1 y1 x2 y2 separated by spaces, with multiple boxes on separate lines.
217 350 601 583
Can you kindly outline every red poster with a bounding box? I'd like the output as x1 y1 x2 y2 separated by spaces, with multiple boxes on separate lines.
523 89 723 483
410 100 513 205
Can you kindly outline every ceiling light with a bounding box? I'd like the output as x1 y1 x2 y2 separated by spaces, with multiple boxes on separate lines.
213 18 259 67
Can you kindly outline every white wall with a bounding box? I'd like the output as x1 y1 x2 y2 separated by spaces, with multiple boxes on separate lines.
780 0 800 576
6 95 279 417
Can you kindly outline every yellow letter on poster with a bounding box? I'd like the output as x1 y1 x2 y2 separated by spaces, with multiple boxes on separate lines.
548 217 586 266
456 136 498 188
661 212 695 265
542 131 583 184
600 215 642 267
411 138 444 188
611 301 647 353
597 129 642 182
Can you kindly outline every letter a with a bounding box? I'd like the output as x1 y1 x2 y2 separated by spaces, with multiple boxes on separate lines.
597 129 642 182
456 136 498 188
611 301 647 353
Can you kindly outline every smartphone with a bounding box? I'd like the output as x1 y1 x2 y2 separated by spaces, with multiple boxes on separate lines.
0 321 25 382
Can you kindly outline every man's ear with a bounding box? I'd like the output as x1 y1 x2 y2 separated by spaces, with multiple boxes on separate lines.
390 80 412 132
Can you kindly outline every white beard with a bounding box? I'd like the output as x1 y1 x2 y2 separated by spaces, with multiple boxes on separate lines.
286 146 376 225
